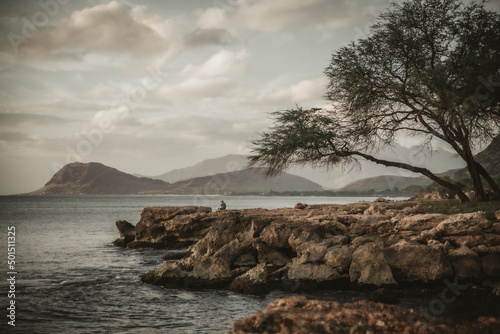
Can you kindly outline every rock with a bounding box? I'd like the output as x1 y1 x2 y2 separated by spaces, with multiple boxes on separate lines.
233 253 257 267
385 240 453 282
287 261 340 281
349 243 397 286
191 256 231 280
421 212 492 241
119 202 500 295
295 240 330 264
363 203 385 215
113 220 136 247
496 210 500 220
324 246 353 274
294 203 308 210
140 261 186 287
481 253 500 278
230 296 500 333
129 206 213 248
256 243 291 266
259 222 293 249
288 228 321 250
229 263 267 294
395 214 445 231
447 246 481 280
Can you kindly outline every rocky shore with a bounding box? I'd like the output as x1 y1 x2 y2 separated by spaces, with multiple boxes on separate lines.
228 296 500 333
115 201 500 294
114 200 500 332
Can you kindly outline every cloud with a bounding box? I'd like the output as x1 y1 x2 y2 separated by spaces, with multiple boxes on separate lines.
0 112 68 127
198 0 376 33
184 28 236 47
5 1 179 58
263 76 329 103
181 49 247 78
154 49 247 102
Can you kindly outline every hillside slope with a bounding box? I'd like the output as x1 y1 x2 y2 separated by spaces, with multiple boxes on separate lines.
30 163 323 195
31 162 172 195
170 168 324 194
153 154 248 183
339 175 432 193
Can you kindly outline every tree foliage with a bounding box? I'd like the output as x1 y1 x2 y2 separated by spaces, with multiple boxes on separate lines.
250 0 500 202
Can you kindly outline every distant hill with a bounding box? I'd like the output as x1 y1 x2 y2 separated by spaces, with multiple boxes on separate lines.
338 175 432 193
170 168 323 194
153 154 248 183
30 162 323 195
31 162 172 195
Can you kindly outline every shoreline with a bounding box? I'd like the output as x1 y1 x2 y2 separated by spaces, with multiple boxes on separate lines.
114 199 500 331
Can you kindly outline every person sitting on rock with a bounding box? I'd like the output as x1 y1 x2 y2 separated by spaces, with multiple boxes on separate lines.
217 200 226 211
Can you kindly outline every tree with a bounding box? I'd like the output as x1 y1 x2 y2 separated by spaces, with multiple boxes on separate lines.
249 0 500 202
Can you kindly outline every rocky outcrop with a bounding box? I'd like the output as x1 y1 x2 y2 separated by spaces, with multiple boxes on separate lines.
115 206 213 249
229 296 500 334
113 220 136 247
115 201 500 295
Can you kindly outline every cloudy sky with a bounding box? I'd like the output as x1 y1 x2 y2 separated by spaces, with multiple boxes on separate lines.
1 0 498 195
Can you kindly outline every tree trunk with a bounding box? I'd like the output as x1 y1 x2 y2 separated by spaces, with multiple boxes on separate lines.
463 151 488 201
350 151 470 202
476 162 500 197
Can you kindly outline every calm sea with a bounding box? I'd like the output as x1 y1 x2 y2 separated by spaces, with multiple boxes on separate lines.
2 195 491 333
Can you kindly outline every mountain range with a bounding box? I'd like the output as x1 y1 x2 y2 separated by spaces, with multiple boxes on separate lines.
29 137 499 196
30 162 323 195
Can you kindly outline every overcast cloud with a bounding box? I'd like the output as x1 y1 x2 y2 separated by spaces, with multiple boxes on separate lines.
1 0 498 195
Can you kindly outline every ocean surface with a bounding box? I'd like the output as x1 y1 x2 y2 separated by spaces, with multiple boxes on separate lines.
0 195 495 333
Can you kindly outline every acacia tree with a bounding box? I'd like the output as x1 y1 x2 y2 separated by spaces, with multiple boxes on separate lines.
249 0 500 202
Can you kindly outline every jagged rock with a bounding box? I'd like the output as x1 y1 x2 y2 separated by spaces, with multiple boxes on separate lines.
395 213 445 231
324 246 353 274
256 242 291 266
363 203 385 215
288 261 340 281
128 206 212 248
349 243 396 286
259 222 293 249
113 220 136 247
295 240 330 264
385 240 454 282
421 212 492 241
229 263 268 294
233 253 257 267
121 202 500 295
191 256 231 280
230 296 500 334
140 261 186 287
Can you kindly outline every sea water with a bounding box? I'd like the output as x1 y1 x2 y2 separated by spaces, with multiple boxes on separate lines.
0 195 494 333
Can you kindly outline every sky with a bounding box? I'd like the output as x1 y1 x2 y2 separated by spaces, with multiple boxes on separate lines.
1 0 499 195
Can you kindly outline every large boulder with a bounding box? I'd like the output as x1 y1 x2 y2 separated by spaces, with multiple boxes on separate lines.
349 243 397 286
324 246 353 274
385 240 454 282
421 212 492 241
447 246 481 280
